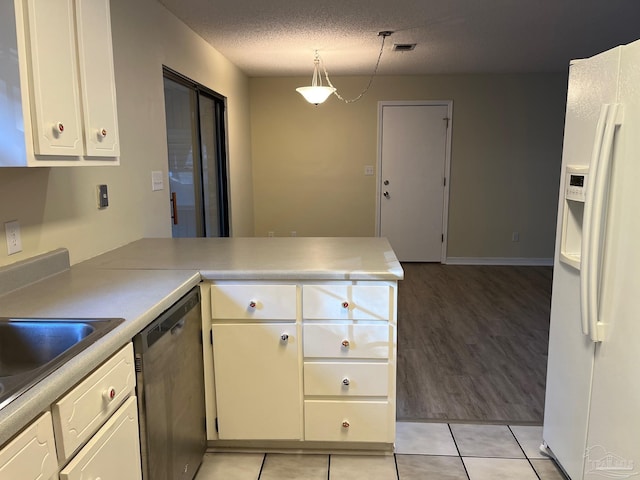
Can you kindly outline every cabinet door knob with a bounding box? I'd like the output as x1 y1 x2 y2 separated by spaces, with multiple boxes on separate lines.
103 386 116 402
341 339 350 348
55 122 65 134
99 128 108 138
342 420 350 428
342 377 350 386
280 333 289 342
342 301 349 309
249 300 257 308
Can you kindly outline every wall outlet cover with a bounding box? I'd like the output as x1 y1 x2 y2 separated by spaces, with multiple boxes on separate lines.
5 220 22 255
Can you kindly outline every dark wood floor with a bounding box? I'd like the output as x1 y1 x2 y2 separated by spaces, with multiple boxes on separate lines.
396 263 553 424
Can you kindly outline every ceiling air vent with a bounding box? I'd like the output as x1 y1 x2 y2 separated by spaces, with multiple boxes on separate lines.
393 43 417 52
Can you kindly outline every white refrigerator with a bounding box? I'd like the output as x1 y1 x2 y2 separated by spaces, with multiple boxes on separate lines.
543 39 640 479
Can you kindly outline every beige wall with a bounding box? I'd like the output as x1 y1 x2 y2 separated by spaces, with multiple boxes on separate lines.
250 73 567 260
0 0 254 267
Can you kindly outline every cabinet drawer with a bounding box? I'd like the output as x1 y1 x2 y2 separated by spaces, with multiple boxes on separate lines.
303 324 390 359
304 362 389 396
303 285 391 320
0 411 57 480
52 343 136 461
211 284 297 320
60 396 142 480
304 400 392 442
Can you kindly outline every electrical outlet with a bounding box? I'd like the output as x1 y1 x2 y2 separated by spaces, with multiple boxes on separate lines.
97 184 109 209
5 220 22 255
512 231 520 242
364 165 374 176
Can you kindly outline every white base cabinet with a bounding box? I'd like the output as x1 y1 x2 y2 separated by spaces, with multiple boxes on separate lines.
0 344 141 479
59 396 141 480
0 412 57 480
209 280 397 447
212 323 302 440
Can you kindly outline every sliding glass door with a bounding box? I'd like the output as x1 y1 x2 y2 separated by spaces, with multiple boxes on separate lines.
163 68 229 237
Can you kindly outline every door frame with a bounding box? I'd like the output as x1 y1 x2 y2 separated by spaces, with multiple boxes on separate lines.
376 100 453 263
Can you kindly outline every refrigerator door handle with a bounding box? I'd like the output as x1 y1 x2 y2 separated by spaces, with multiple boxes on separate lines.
581 104 609 337
585 103 623 342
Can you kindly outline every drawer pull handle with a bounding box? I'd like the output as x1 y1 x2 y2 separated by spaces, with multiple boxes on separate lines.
342 301 349 309
103 386 116 402
280 333 289 342
249 300 257 309
342 378 350 386
341 339 350 348
342 420 350 429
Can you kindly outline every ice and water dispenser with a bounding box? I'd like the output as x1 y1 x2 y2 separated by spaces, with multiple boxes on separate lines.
560 166 589 269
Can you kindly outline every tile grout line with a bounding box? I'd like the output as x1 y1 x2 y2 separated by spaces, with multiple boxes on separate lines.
393 453 400 480
448 423 472 480
256 453 267 480
507 425 542 480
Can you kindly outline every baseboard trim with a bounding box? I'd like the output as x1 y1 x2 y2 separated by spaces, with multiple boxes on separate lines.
445 257 553 266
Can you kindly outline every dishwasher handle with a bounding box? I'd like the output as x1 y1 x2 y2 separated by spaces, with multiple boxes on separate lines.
170 319 186 336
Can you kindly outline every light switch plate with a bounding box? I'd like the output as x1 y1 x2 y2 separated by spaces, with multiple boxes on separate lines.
4 220 22 255
364 165 375 176
151 171 164 191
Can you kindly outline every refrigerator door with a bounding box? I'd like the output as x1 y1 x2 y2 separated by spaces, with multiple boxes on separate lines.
543 45 621 480
583 39 640 480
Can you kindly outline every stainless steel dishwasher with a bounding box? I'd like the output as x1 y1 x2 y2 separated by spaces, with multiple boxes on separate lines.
133 286 206 480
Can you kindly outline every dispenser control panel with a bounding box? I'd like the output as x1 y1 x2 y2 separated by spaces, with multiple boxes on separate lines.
565 166 589 202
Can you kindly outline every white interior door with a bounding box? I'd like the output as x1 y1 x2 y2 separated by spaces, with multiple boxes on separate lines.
378 102 451 262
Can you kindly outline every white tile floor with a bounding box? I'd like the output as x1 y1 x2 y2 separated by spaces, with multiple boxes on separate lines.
194 422 568 480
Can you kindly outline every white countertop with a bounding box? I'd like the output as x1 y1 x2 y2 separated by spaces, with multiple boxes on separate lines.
0 267 200 446
79 237 404 280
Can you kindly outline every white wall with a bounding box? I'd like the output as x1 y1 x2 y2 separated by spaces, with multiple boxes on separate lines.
0 0 254 267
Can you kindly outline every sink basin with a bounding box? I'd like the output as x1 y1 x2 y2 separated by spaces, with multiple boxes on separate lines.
0 318 124 410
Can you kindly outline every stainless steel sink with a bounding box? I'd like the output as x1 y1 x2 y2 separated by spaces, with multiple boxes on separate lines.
0 318 124 410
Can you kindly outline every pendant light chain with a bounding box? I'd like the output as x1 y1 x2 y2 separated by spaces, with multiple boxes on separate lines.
320 32 391 104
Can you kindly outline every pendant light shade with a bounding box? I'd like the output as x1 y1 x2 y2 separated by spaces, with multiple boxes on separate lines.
296 85 336 105
296 53 336 105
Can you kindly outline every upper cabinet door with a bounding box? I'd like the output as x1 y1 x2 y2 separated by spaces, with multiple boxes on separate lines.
26 0 83 156
75 0 120 157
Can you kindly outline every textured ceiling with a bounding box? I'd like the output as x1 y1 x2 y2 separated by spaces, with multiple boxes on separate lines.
157 0 640 77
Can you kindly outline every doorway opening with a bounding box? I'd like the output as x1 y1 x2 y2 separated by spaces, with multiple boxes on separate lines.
163 67 230 238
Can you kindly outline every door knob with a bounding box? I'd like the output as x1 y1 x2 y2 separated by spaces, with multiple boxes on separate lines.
383 191 390 198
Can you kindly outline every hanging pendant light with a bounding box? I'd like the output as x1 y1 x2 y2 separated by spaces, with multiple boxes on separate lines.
295 52 336 105
296 31 393 105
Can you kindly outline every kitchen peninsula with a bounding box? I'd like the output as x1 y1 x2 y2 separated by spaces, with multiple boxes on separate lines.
0 237 402 475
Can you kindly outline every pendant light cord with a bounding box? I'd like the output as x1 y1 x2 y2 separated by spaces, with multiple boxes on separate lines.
320 31 391 103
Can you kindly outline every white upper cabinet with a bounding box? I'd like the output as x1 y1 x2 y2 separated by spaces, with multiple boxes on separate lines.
26 0 84 156
75 0 120 157
0 0 120 166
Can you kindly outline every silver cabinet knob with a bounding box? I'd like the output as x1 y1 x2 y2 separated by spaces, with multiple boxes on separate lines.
383 180 389 185
383 191 390 198
249 300 257 308
342 378 350 386
280 333 289 342
342 420 350 428
99 128 107 138
341 339 350 348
